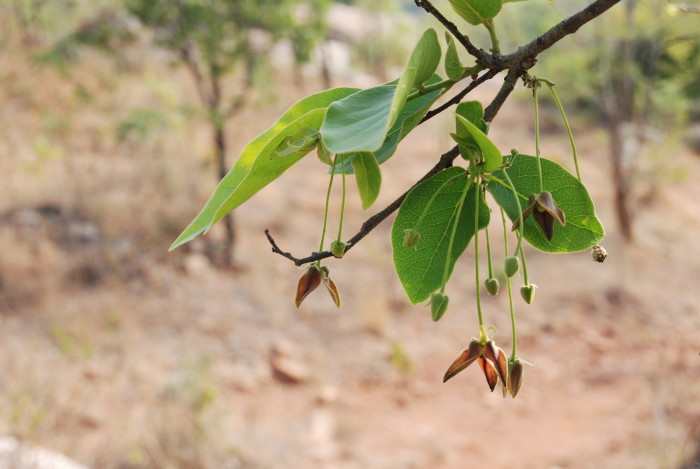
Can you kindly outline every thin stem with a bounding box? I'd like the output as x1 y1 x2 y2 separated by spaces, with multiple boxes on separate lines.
485 226 494 279
440 177 472 293
519 242 529 285
484 19 500 54
318 155 337 261
543 80 581 180
533 80 544 193
501 170 525 257
501 207 517 358
408 79 455 100
473 179 484 327
336 154 347 241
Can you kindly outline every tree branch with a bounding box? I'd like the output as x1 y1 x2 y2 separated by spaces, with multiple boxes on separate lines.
265 0 622 266
414 0 494 66
420 69 500 124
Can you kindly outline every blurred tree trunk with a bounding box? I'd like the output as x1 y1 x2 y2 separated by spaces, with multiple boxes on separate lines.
602 0 637 241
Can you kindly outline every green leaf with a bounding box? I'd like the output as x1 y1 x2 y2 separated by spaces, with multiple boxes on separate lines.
332 75 446 174
170 87 359 250
321 29 442 155
455 101 486 132
444 34 465 81
351 152 382 209
487 154 605 253
454 114 502 172
392 167 490 304
321 84 397 154
449 0 503 25
453 101 487 161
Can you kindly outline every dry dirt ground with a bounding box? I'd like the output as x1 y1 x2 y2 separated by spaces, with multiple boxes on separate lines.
1 48 699 469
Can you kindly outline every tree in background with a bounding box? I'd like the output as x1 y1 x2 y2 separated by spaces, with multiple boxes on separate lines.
126 0 330 266
525 0 700 240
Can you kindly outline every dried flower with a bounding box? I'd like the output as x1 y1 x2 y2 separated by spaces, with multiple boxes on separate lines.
512 191 566 241
506 358 524 398
295 264 341 308
443 339 508 392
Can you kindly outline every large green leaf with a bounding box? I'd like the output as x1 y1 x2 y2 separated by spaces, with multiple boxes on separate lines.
487 154 605 253
170 87 359 250
392 167 490 304
333 75 446 174
449 0 503 25
454 114 502 172
351 152 382 209
320 84 397 154
320 29 442 155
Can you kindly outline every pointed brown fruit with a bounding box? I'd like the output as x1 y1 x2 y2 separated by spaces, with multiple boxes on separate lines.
322 275 341 308
507 360 524 398
483 341 508 386
512 191 566 241
295 265 323 308
443 339 483 383
478 356 499 392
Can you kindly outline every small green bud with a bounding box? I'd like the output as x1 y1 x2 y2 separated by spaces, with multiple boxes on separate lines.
330 240 348 258
429 293 449 322
484 277 500 296
520 284 537 304
403 228 421 248
510 148 519 157
504 256 520 277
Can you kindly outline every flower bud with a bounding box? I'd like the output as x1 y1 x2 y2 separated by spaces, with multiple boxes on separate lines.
330 240 347 258
504 256 519 277
520 284 537 304
403 228 421 248
507 360 524 398
429 292 449 322
592 244 607 263
484 277 500 296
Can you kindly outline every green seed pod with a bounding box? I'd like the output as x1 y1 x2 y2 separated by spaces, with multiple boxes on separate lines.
429 293 449 322
504 256 520 277
520 284 537 304
330 240 347 258
403 228 421 248
484 277 500 296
